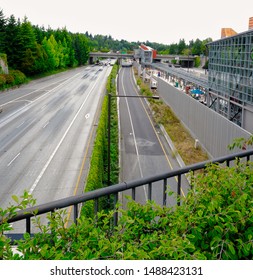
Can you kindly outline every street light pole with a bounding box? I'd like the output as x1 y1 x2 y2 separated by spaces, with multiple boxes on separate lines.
107 93 159 186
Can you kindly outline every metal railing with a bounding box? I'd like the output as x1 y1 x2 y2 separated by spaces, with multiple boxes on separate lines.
2 149 253 236
150 63 209 89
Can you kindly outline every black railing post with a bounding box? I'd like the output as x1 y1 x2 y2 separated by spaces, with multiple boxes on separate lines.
163 178 167 206
177 174 181 206
148 183 152 200
94 198 99 216
73 204 78 225
113 193 118 227
50 210 55 235
26 217 31 234
132 187 136 200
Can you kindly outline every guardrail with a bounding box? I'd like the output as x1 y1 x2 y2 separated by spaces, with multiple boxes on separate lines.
3 149 253 236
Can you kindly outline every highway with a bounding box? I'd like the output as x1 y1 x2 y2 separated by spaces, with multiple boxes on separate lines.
118 67 188 207
0 64 111 215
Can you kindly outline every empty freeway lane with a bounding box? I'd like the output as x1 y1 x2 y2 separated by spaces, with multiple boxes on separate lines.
118 67 189 206
0 65 111 213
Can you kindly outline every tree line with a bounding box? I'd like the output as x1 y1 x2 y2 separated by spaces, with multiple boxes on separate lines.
0 8 212 78
147 38 212 56
0 9 90 76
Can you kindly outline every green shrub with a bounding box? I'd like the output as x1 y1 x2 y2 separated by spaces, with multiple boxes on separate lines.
81 96 108 217
0 70 27 90
1 161 253 260
194 56 201 67
0 75 6 87
4 74 15 84
9 70 26 85
81 63 119 217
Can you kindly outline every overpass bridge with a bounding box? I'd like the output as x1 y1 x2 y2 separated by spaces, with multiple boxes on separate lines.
89 51 204 88
155 54 195 61
88 52 195 65
89 52 133 64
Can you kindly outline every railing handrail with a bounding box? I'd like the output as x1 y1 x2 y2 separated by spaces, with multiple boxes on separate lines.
3 149 253 225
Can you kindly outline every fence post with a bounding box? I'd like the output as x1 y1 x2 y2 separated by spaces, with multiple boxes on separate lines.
177 174 181 206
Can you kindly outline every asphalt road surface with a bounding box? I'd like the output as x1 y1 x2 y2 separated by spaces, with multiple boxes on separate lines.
0 65 111 222
118 67 189 207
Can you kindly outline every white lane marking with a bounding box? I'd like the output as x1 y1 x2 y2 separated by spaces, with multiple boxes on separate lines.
1 75 80 107
0 73 81 128
43 122 49 128
121 71 148 201
16 121 25 128
7 153 21 167
85 113 90 119
29 77 99 194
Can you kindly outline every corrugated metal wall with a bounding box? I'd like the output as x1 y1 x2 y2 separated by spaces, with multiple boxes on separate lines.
158 78 251 158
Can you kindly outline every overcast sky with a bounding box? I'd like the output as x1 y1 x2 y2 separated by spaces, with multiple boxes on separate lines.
1 0 253 45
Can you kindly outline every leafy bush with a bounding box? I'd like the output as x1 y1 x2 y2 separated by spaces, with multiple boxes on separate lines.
81 96 108 217
4 74 15 84
0 70 27 90
81 63 119 217
1 161 252 260
0 74 6 87
9 70 27 85
228 135 253 151
194 56 201 67
0 191 36 260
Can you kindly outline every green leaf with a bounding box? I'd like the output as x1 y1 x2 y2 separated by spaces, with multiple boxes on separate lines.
197 210 203 217
228 243 236 255
12 195 19 204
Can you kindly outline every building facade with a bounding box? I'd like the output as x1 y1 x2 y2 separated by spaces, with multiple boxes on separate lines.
207 20 253 132
138 44 157 64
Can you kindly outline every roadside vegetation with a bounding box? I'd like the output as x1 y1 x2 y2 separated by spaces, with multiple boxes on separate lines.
0 69 28 90
1 160 252 260
134 67 209 165
81 63 119 217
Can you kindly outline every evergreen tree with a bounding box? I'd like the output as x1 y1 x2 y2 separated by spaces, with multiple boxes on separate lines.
42 34 60 70
0 9 6 53
191 38 202 55
16 17 37 74
72 33 89 66
33 42 48 73
56 28 76 67
33 24 47 44
4 15 20 69
169 43 179 54
178 38 187 54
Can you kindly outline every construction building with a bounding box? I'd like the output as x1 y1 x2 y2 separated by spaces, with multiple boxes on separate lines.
135 44 157 64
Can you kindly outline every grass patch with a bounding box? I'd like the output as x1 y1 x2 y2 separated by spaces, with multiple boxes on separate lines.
134 67 208 165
